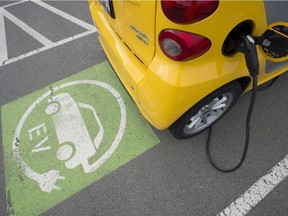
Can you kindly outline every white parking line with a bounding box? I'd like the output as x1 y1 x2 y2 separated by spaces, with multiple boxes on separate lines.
3 8 53 46
31 0 95 31
218 154 288 216
0 9 8 63
1 29 97 67
1 0 27 9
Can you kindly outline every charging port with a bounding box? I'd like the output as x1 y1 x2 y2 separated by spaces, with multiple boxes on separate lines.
222 20 254 56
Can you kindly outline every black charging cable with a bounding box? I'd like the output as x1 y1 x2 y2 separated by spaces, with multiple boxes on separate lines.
206 34 260 173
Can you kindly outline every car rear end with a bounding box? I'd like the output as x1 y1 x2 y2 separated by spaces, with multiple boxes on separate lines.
89 0 267 129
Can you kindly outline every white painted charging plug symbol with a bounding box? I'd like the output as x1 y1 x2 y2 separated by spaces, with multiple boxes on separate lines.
45 93 104 172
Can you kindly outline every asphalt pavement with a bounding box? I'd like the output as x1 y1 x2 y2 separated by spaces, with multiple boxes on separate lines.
0 1 287 216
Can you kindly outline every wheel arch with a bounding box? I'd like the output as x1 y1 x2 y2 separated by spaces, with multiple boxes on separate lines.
169 80 243 139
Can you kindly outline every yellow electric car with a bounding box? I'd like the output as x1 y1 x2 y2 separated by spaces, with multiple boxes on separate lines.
89 0 288 138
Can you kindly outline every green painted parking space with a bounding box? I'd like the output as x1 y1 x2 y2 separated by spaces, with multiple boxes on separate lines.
1 61 159 216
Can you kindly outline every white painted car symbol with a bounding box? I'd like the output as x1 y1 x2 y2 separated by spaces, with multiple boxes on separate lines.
45 93 104 172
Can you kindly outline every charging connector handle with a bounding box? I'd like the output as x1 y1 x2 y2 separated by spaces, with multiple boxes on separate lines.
236 34 259 77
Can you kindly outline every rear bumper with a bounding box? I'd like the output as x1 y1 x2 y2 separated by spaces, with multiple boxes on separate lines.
89 2 149 121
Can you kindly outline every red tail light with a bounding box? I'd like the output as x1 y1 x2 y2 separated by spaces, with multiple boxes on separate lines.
159 29 211 61
161 0 219 24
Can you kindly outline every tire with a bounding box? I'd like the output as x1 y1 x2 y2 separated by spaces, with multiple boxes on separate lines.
169 81 242 139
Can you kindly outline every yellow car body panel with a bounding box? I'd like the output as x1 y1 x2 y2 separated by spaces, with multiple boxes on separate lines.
89 0 288 129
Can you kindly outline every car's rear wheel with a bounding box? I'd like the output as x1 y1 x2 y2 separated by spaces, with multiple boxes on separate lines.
169 81 242 139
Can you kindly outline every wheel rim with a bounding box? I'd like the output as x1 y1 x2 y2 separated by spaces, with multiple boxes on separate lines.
183 93 234 135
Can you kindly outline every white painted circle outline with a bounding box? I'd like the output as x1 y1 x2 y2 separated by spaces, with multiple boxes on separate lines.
13 80 126 175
